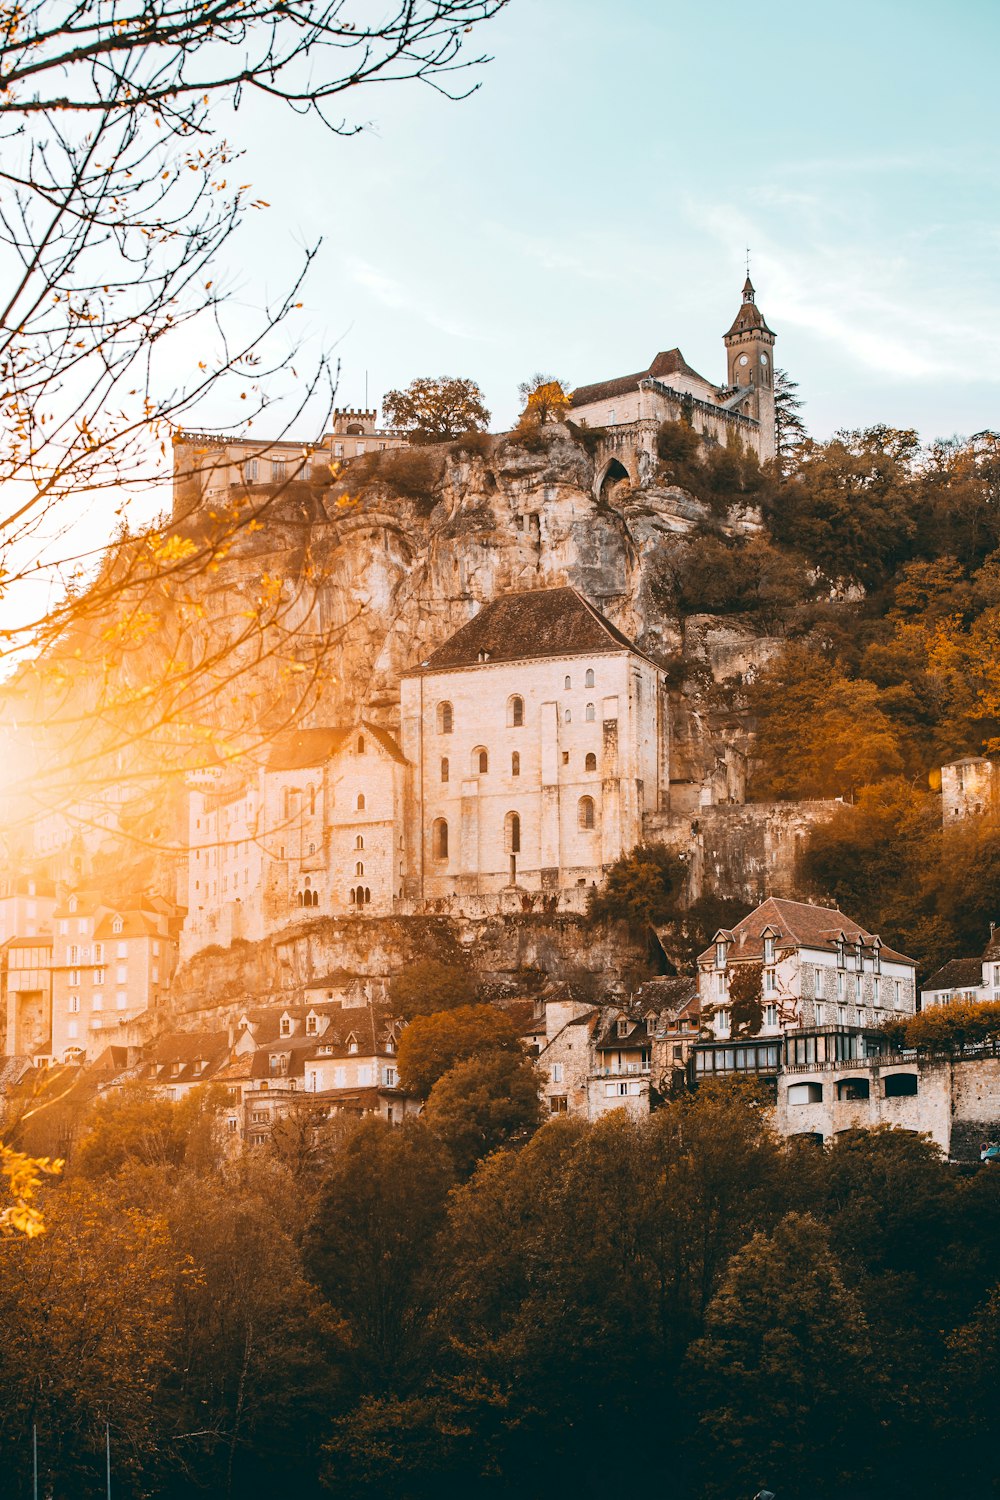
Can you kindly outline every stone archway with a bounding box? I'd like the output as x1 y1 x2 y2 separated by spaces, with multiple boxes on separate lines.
596 455 632 502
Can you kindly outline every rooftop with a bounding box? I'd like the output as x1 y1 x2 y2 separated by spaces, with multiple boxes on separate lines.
411 587 648 673
571 347 712 408
698 897 915 968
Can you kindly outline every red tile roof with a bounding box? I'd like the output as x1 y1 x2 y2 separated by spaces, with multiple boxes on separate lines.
571 348 711 408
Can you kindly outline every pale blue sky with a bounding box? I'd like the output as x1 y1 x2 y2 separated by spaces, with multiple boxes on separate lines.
9 0 1000 641
225 0 999 444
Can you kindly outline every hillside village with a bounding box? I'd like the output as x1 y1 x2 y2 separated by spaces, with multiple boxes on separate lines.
3 276 1000 1163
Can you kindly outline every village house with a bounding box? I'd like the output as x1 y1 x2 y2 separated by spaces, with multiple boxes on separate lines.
49 893 179 1063
697 897 917 1045
183 721 409 958
921 923 1000 1008
535 996 599 1118
941 756 999 825
145 1030 231 1101
399 587 669 907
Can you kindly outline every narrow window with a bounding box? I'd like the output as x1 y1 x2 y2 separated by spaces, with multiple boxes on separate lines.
441 756 449 784
364 888 371 904
356 862 364 877
437 701 453 734
505 811 521 854
356 793 365 811
565 709 572 724
585 669 595 688
308 784 316 815
511 751 520 777
564 675 571 691
578 796 595 830
473 747 488 775
357 734 365 754
356 835 364 850
509 695 524 727
585 752 597 772
585 703 595 722
433 819 449 860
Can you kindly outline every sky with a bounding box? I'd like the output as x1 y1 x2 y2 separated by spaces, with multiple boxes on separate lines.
223 0 1000 443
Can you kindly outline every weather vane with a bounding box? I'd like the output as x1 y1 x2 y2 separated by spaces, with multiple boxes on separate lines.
746 245 751 276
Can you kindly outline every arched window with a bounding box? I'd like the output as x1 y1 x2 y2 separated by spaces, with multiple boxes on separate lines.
585 703 595 722
564 709 572 724
578 796 595 830
304 877 311 889
356 793 365 811
564 675 571 691
355 885 365 906
357 734 365 754
356 834 364 850
505 811 521 854
437 701 453 734
364 887 371 904
585 752 597 772
433 819 449 860
508 695 524 727
472 747 488 775
441 756 449 784
356 861 364 877
349 888 356 904
511 751 520 777
585 669 595 688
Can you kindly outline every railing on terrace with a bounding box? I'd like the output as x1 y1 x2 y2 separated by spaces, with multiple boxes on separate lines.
590 1063 651 1079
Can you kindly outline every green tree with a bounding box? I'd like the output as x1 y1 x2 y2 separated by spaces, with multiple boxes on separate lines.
686 1212 881 1500
389 957 479 1020
587 843 686 932
423 1049 541 1175
305 1119 454 1392
71 1083 223 1179
773 367 809 475
382 377 491 444
397 1004 519 1096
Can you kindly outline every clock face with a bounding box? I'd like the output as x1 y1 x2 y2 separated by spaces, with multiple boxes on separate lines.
738 355 749 366
760 352 769 365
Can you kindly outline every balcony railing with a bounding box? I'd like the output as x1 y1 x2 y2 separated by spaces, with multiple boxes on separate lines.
590 1063 651 1079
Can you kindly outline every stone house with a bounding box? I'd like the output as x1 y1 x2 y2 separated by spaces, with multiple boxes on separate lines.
183 721 409 957
3 935 54 1056
941 756 998 826
535 997 599 1118
145 1030 231 1101
698 897 917 1042
399 587 669 906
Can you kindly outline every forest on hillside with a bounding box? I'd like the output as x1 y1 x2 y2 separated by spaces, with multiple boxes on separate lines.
646 416 1000 975
3 1081 1000 1500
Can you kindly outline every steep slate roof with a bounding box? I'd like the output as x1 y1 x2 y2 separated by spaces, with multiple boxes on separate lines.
93 910 163 940
266 720 404 771
982 927 1000 963
696 897 915 968
571 348 712 407
413 587 645 672
724 279 775 338
922 958 984 992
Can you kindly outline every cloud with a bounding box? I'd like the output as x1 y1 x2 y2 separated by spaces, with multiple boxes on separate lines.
685 198 1000 383
344 256 484 340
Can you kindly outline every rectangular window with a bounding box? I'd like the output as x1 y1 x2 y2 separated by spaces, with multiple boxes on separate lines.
894 979 902 1006
67 1019 78 1039
837 972 845 1000
272 459 286 482
68 995 79 1013
815 1002 825 1026
116 993 127 1010
552 1062 564 1084
764 969 777 994
117 943 127 959
716 972 726 998
814 966 823 996
92 994 103 1011
873 976 881 1007
116 965 127 983
384 1066 397 1087
93 968 104 984
93 942 103 962
70 969 80 986
763 936 775 964
715 941 727 969
716 1009 731 1038
69 944 78 964
764 1004 777 1028
838 1004 847 1026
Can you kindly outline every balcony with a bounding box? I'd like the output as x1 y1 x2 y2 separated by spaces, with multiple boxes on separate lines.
590 1063 651 1079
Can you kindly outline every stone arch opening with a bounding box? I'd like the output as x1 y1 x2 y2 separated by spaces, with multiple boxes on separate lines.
597 456 630 502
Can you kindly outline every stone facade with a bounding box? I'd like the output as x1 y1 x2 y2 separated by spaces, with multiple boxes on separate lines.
699 897 917 1041
941 756 999 825
399 588 668 904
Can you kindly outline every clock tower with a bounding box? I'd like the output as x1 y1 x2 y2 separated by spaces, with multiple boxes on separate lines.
723 277 776 463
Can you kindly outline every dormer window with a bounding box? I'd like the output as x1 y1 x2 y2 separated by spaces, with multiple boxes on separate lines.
280 1016 292 1037
69 896 78 913
873 940 882 974
855 943 863 972
306 1013 318 1035
616 1018 629 1038
112 916 123 935
646 1016 655 1035
348 1037 359 1054
836 939 846 968
715 940 728 970
763 935 775 965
